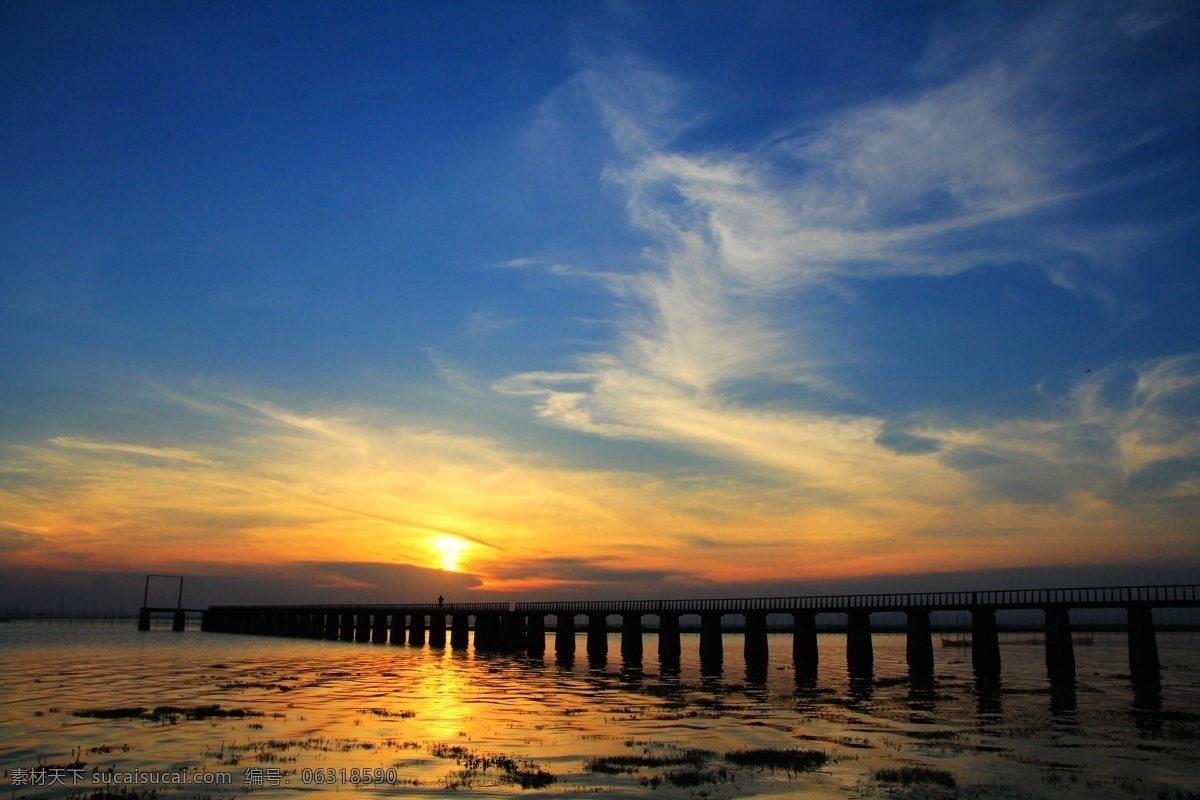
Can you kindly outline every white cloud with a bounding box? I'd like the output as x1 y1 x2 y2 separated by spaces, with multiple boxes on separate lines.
495 3 1197 523
49 437 215 465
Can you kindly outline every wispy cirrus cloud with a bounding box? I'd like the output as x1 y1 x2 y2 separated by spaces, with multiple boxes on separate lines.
49 437 215 465
500 4 1184 438
489 2 1200 575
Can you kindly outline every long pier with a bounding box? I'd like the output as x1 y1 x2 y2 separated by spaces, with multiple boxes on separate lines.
192 584 1199 684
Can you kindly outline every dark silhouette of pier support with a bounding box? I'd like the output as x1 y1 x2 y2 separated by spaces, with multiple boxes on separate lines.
846 611 873 677
1044 606 1075 683
324 612 338 640
390 613 406 644
586 614 607 658
138 574 188 631
1127 605 1159 680
621 614 643 661
527 613 546 654
501 612 526 649
339 611 354 642
355 612 370 642
792 611 818 678
409 612 426 646
699 613 723 671
744 612 768 674
429 612 446 647
971 607 1001 678
474 612 500 649
658 613 681 662
555 614 576 656
450 613 470 648
372 611 388 644
905 608 934 678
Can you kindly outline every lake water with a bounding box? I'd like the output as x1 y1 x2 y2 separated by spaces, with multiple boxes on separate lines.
2 621 1199 799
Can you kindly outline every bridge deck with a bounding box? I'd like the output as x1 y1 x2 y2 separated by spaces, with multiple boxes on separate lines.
206 584 1199 616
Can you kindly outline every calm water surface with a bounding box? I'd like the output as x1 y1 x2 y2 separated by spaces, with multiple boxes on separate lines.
2 622 1199 799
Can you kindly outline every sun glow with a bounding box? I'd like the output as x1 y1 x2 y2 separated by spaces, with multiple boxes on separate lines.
431 535 469 573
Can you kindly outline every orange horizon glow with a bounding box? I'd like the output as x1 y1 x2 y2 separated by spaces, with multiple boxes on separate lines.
2 380 1195 600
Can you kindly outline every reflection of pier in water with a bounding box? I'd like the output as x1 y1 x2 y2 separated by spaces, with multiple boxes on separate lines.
190 585 1197 690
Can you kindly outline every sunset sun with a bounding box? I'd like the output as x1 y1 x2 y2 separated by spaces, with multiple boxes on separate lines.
431 535 468 573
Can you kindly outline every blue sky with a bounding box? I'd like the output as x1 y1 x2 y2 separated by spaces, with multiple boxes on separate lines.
2 1 1199 607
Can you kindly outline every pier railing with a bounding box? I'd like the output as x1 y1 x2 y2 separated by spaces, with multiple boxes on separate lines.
203 585 1199 617
514 584 1200 614
207 602 509 613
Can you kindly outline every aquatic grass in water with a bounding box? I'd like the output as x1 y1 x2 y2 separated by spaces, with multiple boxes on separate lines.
361 707 416 718
873 765 957 788
72 705 261 724
662 766 735 787
429 743 555 789
725 747 828 772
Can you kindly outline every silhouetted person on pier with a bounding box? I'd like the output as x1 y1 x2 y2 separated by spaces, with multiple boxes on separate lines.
438 595 444 607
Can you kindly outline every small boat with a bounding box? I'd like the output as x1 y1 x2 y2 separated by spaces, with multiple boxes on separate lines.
940 635 971 647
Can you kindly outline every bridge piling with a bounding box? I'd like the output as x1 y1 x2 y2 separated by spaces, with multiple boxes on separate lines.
474 612 499 649
372 611 388 644
451 613 470 648
744 612 769 674
658 613 681 662
339 611 355 642
501 612 526 649
792 611 818 678
699 613 723 670
355 612 370 643
527 614 546 654
324 612 338 640
409 612 427 646
586 614 608 657
905 609 934 678
1044 606 1075 683
555 614 576 656
847 611 873 677
429 612 447 647
621 614 643 661
1127 605 1159 680
971 608 1001 678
